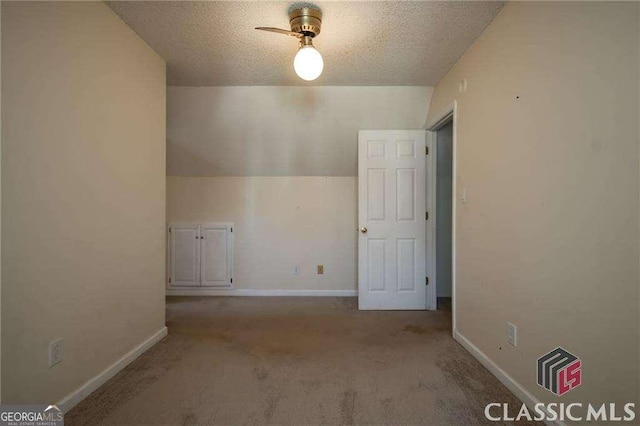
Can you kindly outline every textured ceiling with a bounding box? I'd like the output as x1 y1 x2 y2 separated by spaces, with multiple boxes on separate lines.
107 1 505 86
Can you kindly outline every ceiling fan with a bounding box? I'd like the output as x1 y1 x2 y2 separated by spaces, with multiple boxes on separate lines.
256 6 324 81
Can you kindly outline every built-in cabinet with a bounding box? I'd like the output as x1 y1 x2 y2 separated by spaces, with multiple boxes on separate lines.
168 223 233 288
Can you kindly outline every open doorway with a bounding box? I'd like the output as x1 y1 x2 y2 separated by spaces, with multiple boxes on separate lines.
426 108 456 330
435 120 453 314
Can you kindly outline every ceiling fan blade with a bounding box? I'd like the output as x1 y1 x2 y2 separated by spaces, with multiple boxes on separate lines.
255 27 302 38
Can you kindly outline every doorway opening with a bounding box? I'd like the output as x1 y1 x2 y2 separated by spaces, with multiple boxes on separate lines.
426 106 456 331
434 120 453 315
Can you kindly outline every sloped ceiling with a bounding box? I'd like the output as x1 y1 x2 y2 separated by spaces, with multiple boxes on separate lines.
166 86 433 176
107 1 505 86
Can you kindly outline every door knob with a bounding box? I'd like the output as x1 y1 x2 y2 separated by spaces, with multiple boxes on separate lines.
360 227 368 234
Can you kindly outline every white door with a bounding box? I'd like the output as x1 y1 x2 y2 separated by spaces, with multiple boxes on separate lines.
169 224 200 287
200 224 233 287
358 130 427 310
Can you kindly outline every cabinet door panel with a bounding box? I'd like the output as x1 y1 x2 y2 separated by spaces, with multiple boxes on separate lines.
201 225 232 287
170 225 200 286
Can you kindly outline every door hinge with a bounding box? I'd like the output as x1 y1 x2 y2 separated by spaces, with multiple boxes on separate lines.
230 278 233 284
426 277 429 286
231 227 233 233
426 146 429 155
168 227 171 233
169 277 171 284
426 211 429 220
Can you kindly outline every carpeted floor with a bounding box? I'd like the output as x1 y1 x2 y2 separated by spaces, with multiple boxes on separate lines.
66 297 538 425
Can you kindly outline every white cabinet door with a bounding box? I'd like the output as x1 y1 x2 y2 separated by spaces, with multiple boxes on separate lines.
169 224 200 287
200 224 233 287
358 130 427 310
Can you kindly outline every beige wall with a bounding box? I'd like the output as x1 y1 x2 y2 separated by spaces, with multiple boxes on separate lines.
168 177 357 292
168 86 432 177
168 86 431 292
427 1 639 406
1 2 166 404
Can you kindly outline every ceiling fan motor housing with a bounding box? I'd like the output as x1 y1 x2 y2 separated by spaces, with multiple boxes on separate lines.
289 8 322 37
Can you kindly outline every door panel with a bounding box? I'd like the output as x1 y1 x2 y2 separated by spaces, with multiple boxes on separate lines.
397 238 416 291
367 169 386 221
367 141 386 158
396 140 416 158
367 239 386 291
396 169 416 221
200 224 232 287
358 130 426 310
170 225 200 287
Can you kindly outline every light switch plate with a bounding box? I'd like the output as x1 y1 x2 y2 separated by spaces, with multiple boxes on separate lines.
317 265 324 275
50 339 64 367
507 322 517 347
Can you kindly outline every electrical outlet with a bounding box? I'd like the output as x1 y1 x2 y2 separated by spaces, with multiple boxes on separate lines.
293 266 300 275
317 265 324 275
50 339 64 367
507 322 517 347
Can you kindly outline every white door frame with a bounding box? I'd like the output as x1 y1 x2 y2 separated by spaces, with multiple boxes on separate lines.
425 101 458 336
425 131 437 311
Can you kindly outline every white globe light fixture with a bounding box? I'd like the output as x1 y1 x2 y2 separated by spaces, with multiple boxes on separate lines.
255 7 325 82
294 38 323 81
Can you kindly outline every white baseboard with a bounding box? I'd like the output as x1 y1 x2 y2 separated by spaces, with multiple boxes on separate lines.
57 326 168 414
166 288 357 297
453 330 564 426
